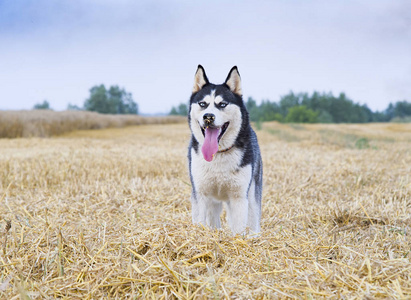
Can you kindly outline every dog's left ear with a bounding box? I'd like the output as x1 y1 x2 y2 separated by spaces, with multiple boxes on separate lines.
224 66 242 96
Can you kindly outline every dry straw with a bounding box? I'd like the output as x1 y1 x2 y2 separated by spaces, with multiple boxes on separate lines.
0 110 185 138
0 121 410 298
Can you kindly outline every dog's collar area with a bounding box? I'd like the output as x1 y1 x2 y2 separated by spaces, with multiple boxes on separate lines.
217 144 234 153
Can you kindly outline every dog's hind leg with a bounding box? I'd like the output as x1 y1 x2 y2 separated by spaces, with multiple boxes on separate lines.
247 180 261 234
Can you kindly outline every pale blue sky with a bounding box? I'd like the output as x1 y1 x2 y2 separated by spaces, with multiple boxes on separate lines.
0 0 410 114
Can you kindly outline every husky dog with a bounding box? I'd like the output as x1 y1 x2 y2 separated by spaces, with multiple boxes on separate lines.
188 65 263 235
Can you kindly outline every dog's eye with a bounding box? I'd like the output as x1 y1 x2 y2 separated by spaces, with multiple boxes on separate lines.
219 102 228 108
199 101 206 108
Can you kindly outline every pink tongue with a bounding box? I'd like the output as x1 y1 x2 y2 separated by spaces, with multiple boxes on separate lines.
201 127 221 162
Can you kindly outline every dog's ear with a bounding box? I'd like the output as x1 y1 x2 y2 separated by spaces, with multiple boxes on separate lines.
224 66 242 95
192 65 209 93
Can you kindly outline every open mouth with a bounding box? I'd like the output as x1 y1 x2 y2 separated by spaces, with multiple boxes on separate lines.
200 122 229 142
199 121 230 162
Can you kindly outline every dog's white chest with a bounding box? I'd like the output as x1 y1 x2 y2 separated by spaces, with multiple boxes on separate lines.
191 148 251 201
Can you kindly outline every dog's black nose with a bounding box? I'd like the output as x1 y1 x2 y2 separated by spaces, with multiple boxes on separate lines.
203 113 215 124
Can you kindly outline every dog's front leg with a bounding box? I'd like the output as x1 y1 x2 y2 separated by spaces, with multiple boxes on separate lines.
206 199 222 229
191 195 205 224
227 198 248 235
191 195 222 229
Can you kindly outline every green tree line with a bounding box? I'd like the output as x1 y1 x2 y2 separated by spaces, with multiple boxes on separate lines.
170 91 411 123
33 84 138 115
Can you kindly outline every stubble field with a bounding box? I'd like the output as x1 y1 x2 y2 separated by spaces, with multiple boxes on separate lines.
0 121 410 299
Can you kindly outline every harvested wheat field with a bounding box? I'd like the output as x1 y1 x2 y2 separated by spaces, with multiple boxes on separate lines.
0 122 411 299
0 110 185 138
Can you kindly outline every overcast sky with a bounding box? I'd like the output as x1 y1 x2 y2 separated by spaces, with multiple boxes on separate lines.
0 0 410 114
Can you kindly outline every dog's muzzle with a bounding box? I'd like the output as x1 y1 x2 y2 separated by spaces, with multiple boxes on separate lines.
203 113 215 125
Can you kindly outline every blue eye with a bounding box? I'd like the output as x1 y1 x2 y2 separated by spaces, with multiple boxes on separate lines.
219 102 227 108
199 102 206 108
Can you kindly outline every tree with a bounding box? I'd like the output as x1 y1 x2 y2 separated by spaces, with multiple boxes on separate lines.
67 103 82 110
84 84 138 114
302 91 333 115
177 103 188 116
33 100 51 110
246 97 261 122
170 107 179 115
317 110 334 123
169 103 188 116
107 85 138 114
181 91 411 124
384 103 395 121
279 91 301 116
246 97 257 112
372 111 388 122
328 93 354 123
285 106 318 123
258 100 282 122
394 101 411 118
84 85 110 113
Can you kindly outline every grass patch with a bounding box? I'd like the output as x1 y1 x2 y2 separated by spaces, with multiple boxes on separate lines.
319 129 375 149
355 137 370 149
266 128 301 142
287 123 306 130
254 120 263 131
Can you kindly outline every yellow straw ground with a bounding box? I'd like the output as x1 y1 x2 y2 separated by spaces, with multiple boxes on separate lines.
0 122 410 298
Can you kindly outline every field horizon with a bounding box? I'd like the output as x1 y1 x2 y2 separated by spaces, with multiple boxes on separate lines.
0 110 185 138
0 122 410 298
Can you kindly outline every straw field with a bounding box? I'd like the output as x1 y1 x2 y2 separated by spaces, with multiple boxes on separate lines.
0 121 410 298
0 110 185 138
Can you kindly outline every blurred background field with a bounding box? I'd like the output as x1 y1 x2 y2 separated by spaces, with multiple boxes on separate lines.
0 110 185 138
0 122 410 298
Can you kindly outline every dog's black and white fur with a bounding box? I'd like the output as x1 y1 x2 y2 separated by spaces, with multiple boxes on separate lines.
188 65 263 235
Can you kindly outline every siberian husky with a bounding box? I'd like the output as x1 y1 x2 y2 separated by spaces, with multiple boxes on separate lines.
187 65 263 235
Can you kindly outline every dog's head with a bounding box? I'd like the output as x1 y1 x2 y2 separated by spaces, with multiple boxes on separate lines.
189 65 245 162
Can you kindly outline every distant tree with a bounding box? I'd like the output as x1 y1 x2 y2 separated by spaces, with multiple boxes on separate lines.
192 91 410 124
358 104 374 123
317 110 334 123
285 106 318 123
384 103 395 121
33 100 51 110
177 103 188 116
169 103 188 116
391 116 411 123
170 107 179 115
259 100 282 122
279 91 301 116
302 91 333 115
84 84 138 114
328 93 354 123
246 97 257 112
246 97 262 122
84 85 110 113
393 101 411 118
382 100 411 122
107 85 138 114
372 111 388 122
67 103 82 111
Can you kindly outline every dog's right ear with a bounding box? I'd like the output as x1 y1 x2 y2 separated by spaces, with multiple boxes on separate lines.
192 65 209 93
